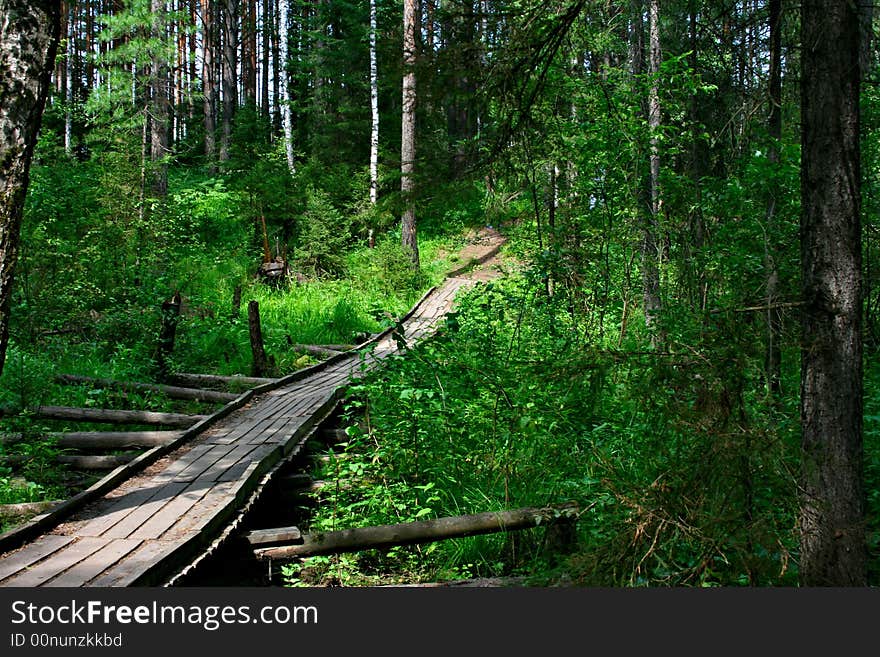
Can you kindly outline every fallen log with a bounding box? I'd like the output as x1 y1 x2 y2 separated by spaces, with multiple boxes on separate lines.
288 343 343 359
56 453 139 470
33 405 208 428
0 500 64 520
55 374 239 404
167 372 276 389
51 430 183 450
254 502 583 560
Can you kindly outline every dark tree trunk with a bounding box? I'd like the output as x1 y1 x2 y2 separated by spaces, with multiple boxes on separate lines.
799 0 866 586
219 0 238 162
248 299 270 377
764 0 783 397
150 0 169 197
0 1 61 378
202 0 218 165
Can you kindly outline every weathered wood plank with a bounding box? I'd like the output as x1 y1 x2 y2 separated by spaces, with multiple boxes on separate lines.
1 537 109 586
87 538 187 587
102 482 191 540
44 538 143 587
0 535 75 583
128 482 212 540
77 485 171 538
161 445 237 483
147 444 216 483
216 444 280 483
245 526 302 547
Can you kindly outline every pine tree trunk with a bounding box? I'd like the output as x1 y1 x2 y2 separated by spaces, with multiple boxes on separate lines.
799 0 866 586
202 0 217 165
0 0 61 378
261 0 271 118
219 0 237 162
401 0 419 268
150 0 169 197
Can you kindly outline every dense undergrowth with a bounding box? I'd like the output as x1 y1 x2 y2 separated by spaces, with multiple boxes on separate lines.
290 270 880 587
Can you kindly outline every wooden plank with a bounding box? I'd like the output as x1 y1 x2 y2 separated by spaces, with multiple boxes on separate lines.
43 538 142 587
245 526 302 547
198 443 261 482
0 535 75 584
216 443 280 482
86 538 187 587
102 482 190 539
247 415 303 444
128 482 213 540
159 482 239 541
152 444 233 483
0 537 109 587
76 485 167 538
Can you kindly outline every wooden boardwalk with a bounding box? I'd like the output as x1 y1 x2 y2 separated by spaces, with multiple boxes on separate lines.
0 268 494 587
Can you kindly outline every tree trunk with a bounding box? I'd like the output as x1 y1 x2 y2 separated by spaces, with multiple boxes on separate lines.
156 290 182 378
261 0 271 118
52 430 183 449
54 374 239 404
0 0 61 379
219 0 237 162
799 0 866 586
248 299 270 377
202 0 218 165
32 406 208 427
150 0 169 197
369 0 379 205
643 0 662 338
764 0 783 397
279 0 295 174
253 503 583 559
400 0 419 268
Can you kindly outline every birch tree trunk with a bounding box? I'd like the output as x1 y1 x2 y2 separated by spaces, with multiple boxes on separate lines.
0 0 61 377
799 0 866 586
279 0 295 175
643 0 662 337
369 0 379 205
401 0 419 267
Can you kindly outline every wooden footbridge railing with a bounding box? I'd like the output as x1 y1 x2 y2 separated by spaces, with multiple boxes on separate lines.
0 269 488 587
